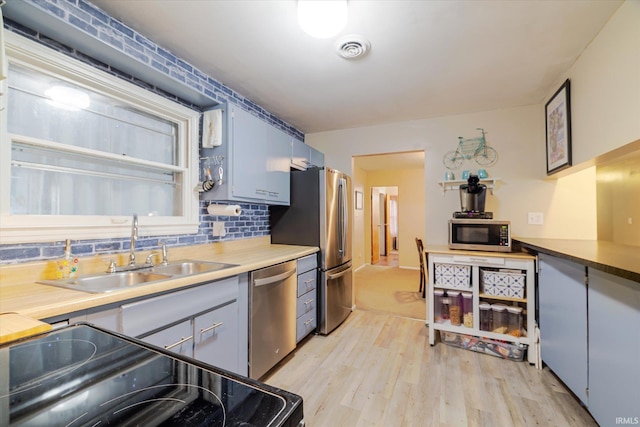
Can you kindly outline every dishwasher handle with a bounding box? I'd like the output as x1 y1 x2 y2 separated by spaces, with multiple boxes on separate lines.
253 268 296 287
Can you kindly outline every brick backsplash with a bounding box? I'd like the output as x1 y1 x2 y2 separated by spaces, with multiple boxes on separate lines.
0 202 270 264
0 0 291 264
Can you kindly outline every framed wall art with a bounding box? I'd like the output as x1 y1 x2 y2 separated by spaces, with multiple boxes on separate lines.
545 79 572 175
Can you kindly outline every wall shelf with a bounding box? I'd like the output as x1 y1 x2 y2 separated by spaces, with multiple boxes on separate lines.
437 178 500 195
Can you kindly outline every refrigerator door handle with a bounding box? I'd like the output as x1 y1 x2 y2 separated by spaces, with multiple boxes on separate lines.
338 177 347 256
343 179 348 256
327 267 351 280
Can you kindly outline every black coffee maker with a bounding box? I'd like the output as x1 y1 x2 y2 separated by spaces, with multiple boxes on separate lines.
454 174 493 219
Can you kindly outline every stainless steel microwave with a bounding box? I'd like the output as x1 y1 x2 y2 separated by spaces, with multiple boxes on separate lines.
448 219 511 252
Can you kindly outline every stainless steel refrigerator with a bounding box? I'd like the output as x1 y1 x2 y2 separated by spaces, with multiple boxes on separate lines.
270 167 353 335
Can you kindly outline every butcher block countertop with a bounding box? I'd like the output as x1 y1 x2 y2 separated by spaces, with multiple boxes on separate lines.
514 238 640 284
423 245 536 260
0 236 318 322
0 313 52 344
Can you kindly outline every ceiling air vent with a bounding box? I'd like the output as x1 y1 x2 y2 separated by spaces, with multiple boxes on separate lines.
335 35 371 59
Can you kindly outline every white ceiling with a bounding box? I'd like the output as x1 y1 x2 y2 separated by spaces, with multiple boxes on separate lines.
90 0 621 135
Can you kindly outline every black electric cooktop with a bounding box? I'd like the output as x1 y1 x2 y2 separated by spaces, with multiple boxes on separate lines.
0 324 303 426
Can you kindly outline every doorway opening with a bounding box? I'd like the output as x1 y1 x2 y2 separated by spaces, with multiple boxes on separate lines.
371 186 398 267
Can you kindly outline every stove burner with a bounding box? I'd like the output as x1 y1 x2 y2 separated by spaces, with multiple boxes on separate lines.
1 338 97 400
62 384 227 426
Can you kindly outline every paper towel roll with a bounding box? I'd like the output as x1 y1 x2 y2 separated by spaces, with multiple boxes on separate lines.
202 109 222 148
207 204 242 216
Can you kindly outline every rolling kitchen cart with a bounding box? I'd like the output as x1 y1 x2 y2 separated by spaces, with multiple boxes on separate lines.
426 247 539 367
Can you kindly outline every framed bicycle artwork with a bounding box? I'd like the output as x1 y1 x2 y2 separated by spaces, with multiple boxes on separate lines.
545 79 572 175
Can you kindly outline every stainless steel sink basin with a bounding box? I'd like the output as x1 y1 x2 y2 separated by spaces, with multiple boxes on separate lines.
39 271 173 293
38 259 237 293
151 260 236 276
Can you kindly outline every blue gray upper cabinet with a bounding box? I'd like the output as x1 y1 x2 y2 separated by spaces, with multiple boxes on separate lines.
202 105 290 205
291 138 324 170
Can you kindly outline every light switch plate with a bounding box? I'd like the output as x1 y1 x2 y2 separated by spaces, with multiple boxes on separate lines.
528 212 544 225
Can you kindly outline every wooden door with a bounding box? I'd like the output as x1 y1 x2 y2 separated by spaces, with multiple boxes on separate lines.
384 194 392 256
371 188 380 264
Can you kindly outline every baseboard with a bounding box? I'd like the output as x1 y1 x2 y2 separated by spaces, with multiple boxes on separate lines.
354 263 370 273
356 264 420 271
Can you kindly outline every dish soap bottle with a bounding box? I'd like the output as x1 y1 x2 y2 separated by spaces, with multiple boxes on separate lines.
56 239 79 279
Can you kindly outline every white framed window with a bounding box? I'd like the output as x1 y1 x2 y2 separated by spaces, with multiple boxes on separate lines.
0 31 200 244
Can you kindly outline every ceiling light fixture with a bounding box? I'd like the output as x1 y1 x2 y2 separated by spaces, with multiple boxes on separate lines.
45 85 90 111
297 0 348 39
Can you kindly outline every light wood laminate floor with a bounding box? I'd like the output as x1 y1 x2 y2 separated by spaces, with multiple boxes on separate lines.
265 310 597 427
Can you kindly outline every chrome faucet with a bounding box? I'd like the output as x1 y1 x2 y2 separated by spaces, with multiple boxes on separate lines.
161 242 169 265
129 214 138 266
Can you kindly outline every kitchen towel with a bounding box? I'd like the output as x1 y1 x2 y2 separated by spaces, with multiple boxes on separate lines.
202 109 222 148
207 204 242 217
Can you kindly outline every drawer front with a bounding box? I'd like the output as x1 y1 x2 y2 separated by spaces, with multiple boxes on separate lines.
297 269 317 297
193 301 239 374
70 307 121 332
296 310 316 342
296 290 317 319
143 319 193 358
121 276 239 337
297 254 317 274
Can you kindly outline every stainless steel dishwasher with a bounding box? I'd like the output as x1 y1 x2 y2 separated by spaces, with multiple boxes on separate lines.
249 260 297 380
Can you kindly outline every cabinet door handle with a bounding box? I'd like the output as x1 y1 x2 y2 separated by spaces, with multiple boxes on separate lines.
304 278 315 284
304 319 313 326
165 335 193 350
200 322 224 334
304 299 314 306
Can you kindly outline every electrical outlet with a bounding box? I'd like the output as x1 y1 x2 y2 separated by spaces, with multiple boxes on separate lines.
212 221 226 237
528 212 544 225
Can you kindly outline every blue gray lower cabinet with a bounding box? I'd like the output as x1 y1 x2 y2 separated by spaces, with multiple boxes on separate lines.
587 269 640 426
69 276 244 376
144 319 194 358
539 253 640 426
538 254 589 404
296 254 318 342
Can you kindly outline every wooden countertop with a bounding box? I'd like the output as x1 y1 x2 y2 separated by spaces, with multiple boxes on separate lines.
514 238 640 284
424 245 536 261
0 313 52 344
0 236 318 322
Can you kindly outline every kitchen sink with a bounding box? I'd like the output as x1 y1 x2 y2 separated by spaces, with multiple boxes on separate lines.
151 260 236 276
38 260 237 293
